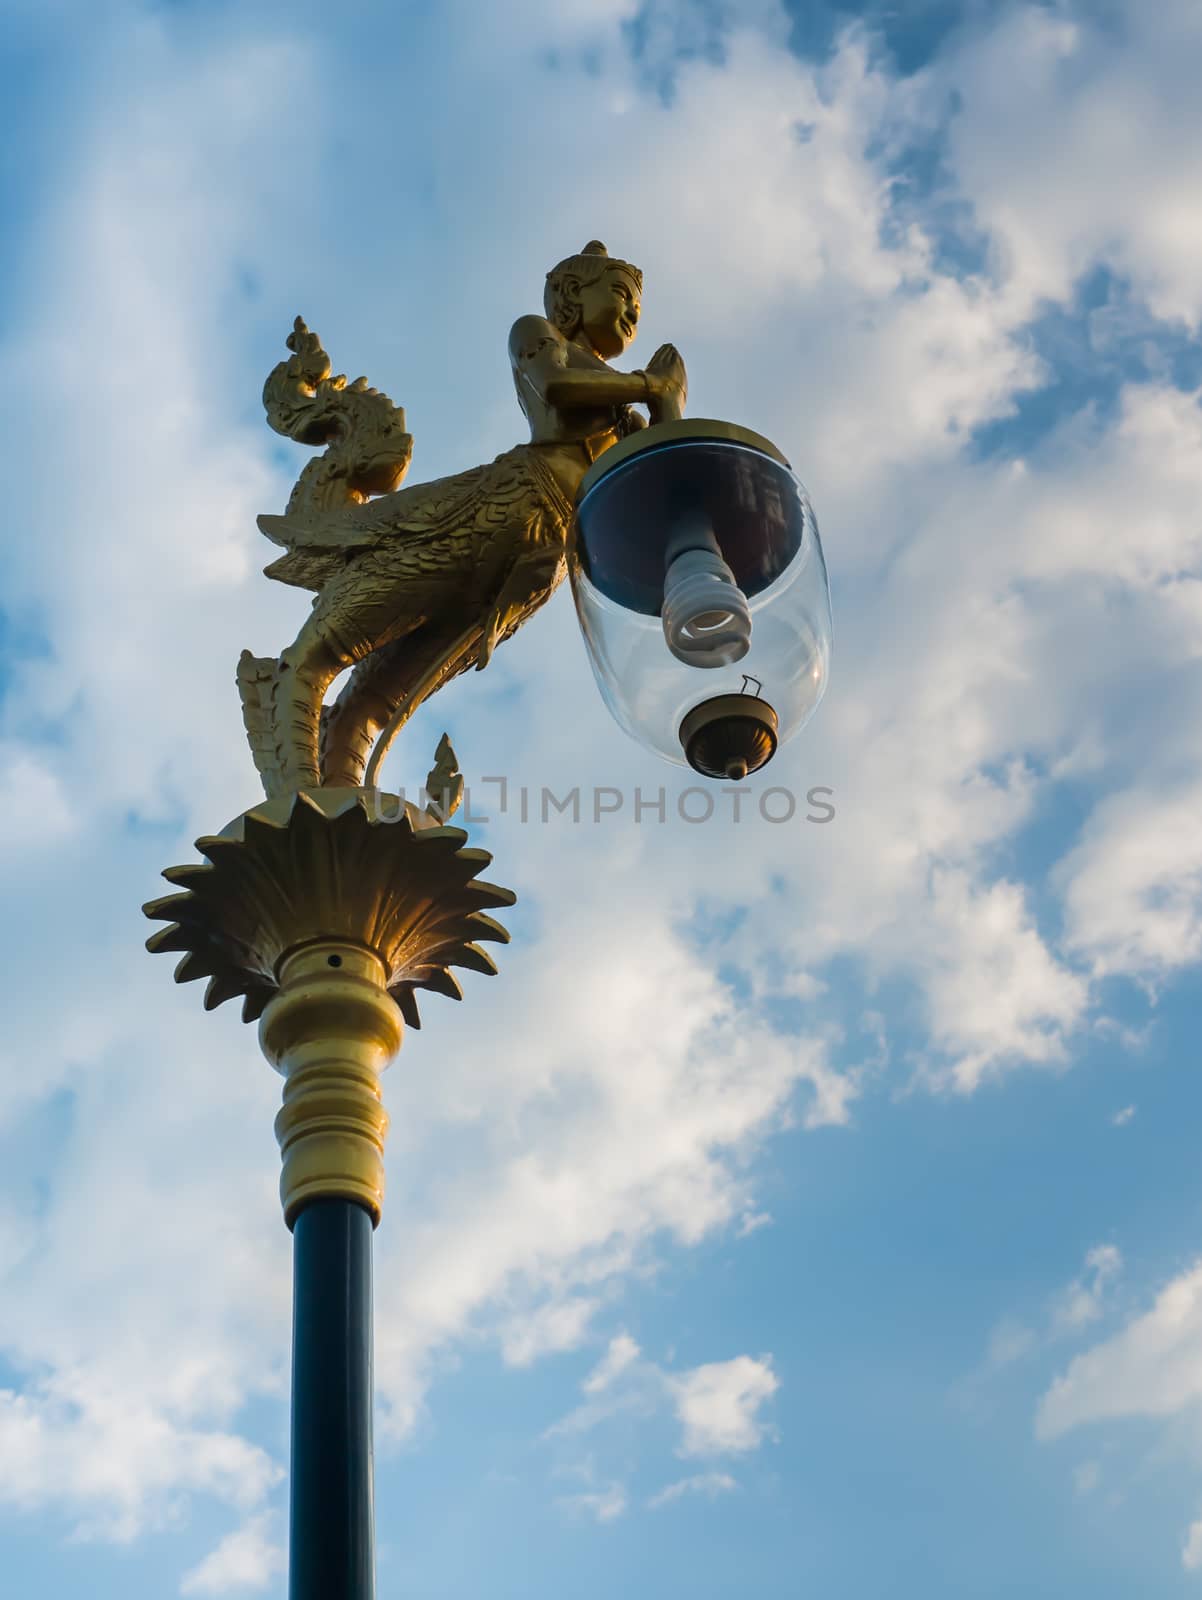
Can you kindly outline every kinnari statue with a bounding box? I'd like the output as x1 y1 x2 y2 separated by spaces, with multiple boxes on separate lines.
237 241 686 796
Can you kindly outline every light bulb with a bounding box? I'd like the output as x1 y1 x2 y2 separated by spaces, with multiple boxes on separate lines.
661 547 752 667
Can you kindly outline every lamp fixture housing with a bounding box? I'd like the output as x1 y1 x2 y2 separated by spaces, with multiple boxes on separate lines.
569 419 832 777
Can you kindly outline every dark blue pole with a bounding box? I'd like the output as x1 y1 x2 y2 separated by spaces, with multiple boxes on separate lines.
289 1197 375 1600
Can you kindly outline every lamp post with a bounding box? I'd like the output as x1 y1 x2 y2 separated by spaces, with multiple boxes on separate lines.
142 242 830 1599
144 790 514 1600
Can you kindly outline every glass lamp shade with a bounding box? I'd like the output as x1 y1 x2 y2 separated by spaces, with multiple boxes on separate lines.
569 419 832 778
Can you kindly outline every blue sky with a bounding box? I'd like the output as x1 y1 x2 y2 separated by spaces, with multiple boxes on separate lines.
2 0 1202 1594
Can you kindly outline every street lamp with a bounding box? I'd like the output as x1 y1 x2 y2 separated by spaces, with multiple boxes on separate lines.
570 418 832 779
142 242 830 1600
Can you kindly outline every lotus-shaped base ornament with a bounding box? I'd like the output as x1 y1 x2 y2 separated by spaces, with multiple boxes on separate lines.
143 787 516 1227
142 786 515 1028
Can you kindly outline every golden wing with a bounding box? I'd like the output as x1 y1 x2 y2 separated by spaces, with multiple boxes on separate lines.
256 449 533 592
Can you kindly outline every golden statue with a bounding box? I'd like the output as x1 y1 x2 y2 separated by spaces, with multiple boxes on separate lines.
146 242 693 1237
237 241 688 797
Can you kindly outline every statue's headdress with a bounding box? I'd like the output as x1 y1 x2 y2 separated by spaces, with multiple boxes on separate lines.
544 241 643 334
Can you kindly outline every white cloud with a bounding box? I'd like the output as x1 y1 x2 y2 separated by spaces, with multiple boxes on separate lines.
547 1341 780 1469
179 1513 285 1595
648 1471 738 1509
1051 1245 1123 1336
670 1356 780 1458
551 1454 631 1524
546 1340 675 1441
583 1334 643 1395
556 1482 628 1524
1038 1260 1202 1440
979 1246 1122 1388
1111 1106 1137 1127
1060 783 1202 982
0 1380 280 1545
922 871 1090 1093
1185 1515 1202 1573
500 1298 601 1368
936 0 1202 328
0 750 76 848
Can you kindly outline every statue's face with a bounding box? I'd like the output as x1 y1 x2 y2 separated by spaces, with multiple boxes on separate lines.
576 269 641 359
